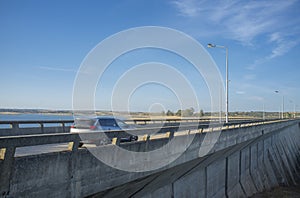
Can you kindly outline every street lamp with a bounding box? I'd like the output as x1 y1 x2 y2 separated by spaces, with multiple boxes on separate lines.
263 103 265 120
207 43 229 123
274 90 284 119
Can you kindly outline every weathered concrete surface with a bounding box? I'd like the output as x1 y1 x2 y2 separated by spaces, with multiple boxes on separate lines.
129 122 300 198
0 120 299 197
252 183 300 197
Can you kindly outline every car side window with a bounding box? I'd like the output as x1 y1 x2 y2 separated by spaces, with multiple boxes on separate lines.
116 119 129 128
99 118 117 127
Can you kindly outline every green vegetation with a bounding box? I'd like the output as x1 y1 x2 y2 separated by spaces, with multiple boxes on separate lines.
165 107 204 117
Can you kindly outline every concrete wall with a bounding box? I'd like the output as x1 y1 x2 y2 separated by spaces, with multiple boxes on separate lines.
138 122 300 198
0 120 299 197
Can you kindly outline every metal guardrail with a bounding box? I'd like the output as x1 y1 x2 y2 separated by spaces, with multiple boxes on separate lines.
0 120 74 136
0 118 214 125
0 120 74 125
0 117 253 128
0 118 246 136
0 117 274 129
0 118 214 130
0 119 296 153
0 120 73 128
126 118 214 124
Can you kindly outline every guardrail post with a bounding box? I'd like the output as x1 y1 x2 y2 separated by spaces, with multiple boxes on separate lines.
142 134 150 141
68 135 80 151
112 137 120 146
147 135 150 141
0 149 5 160
68 141 80 151
11 123 19 133
143 134 151 152
0 146 16 196
40 123 44 133
61 123 66 132
166 131 174 139
170 130 174 138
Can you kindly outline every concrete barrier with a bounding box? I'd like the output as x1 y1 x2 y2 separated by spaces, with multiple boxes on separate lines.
0 119 299 197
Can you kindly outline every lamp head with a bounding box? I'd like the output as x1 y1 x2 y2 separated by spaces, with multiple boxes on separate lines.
207 43 216 48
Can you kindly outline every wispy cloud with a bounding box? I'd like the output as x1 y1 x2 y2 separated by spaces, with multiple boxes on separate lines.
247 96 264 102
38 66 77 73
172 0 297 44
267 32 299 59
247 32 300 70
172 0 300 70
172 0 200 17
236 91 245 95
243 74 256 80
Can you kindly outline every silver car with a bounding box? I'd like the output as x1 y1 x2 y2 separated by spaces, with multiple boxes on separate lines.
70 116 138 146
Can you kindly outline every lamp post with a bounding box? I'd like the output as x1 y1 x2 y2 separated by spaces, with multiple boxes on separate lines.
263 103 265 120
219 86 222 123
275 90 284 119
207 43 229 123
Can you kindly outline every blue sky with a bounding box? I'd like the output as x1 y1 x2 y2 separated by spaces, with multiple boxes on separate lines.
1 0 300 113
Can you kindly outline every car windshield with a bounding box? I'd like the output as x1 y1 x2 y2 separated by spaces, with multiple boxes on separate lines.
98 118 117 127
74 119 96 128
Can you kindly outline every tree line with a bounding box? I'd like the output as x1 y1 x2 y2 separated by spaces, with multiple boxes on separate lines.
162 107 205 117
